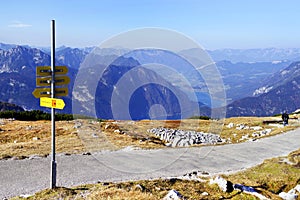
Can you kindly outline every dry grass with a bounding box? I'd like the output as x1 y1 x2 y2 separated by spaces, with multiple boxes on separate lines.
11 148 300 199
4 116 300 199
225 148 300 200
220 116 298 144
0 116 299 159
0 120 85 159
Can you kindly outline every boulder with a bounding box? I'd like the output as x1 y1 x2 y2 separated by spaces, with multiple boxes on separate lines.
226 123 234 128
210 176 233 192
32 137 40 141
279 192 298 200
163 189 184 200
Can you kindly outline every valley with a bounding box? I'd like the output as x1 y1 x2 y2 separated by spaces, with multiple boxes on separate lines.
1 44 300 118
1 43 300 199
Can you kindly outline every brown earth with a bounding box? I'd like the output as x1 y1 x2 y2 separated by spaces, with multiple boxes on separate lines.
0 116 299 159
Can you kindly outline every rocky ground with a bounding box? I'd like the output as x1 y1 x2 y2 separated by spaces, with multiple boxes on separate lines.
1 116 300 199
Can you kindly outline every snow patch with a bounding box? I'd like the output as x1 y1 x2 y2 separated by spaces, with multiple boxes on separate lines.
281 70 289 75
253 86 273 96
272 60 282 64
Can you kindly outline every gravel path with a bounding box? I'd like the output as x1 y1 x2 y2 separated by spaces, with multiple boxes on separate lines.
1 128 300 199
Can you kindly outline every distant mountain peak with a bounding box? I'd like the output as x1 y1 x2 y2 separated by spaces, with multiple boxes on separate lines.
207 48 300 63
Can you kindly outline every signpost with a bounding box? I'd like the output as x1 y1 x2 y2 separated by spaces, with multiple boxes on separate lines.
32 20 69 189
50 20 56 189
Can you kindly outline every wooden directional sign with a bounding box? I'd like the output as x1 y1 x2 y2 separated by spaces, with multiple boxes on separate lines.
32 88 51 98
32 87 69 98
40 97 65 109
55 87 68 96
36 66 68 76
36 76 70 87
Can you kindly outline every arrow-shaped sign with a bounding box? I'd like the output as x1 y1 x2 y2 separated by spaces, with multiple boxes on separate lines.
32 87 69 98
40 97 65 109
36 76 70 87
32 88 51 98
36 66 68 76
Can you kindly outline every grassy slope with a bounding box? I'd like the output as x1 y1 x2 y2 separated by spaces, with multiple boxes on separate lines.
1 116 298 159
1 116 299 199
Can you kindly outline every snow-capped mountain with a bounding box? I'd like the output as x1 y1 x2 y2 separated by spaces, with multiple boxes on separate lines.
216 60 291 101
1 42 300 118
72 51 208 119
0 43 18 51
56 47 89 69
208 48 300 63
253 62 300 96
226 61 300 117
0 45 74 112
0 46 50 73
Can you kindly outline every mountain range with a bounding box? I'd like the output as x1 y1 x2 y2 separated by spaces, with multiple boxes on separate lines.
0 43 299 118
226 61 300 117
208 48 300 63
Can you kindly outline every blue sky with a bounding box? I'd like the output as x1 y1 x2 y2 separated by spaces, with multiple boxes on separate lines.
0 0 299 49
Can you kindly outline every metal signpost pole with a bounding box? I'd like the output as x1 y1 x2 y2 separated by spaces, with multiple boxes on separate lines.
50 19 56 189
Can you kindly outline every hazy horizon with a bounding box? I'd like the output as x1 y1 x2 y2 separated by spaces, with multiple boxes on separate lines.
1 1 300 50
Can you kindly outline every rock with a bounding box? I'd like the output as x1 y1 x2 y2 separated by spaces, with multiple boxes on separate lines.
269 123 284 128
91 133 98 138
234 184 256 193
10 156 18 160
294 184 300 193
28 155 42 160
201 192 209 196
32 137 40 141
252 132 260 137
226 181 234 192
171 137 182 147
133 184 145 192
73 122 82 129
179 171 205 182
279 185 300 200
177 138 190 147
250 126 262 131
101 182 110 186
234 184 269 200
226 123 234 128
114 129 120 133
163 189 184 200
210 176 233 192
19 194 32 198
240 135 249 141
279 192 298 200
236 124 245 130
261 129 272 135
121 146 139 151
165 142 172 147
0 120 5 125
25 125 33 130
